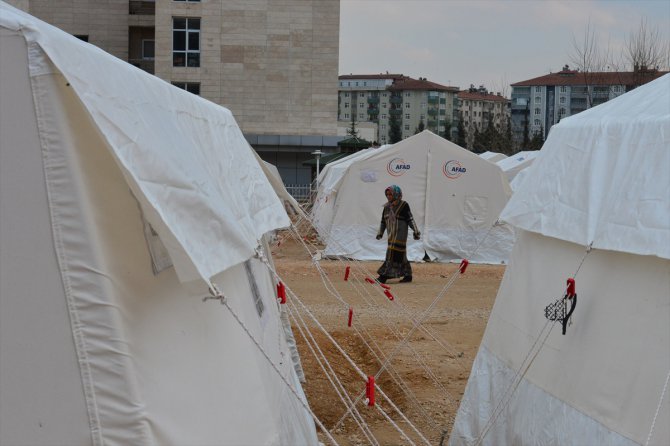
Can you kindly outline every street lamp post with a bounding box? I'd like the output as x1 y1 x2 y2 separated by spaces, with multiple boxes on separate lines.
311 149 322 191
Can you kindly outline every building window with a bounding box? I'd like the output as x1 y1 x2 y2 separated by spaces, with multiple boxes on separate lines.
142 39 155 59
559 96 566 104
404 124 410 130
344 92 349 97
613 85 621 93
560 86 567 93
534 119 541 126
172 82 200 95
558 108 566 119
359 103 365 108
405 92 411 97
405 114 410 119
381 124 386 130
535 86 541 93
344 114 349 119
382 103 387 109
344 102 349 108
382 93 387 97
359 113 365 119
381 114 387 119
535 96 541 103
534 108 541 115
405 102 410 108
173 17 200 67
359 92 365 97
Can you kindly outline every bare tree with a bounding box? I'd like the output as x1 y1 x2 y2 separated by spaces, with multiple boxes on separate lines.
569 21 611 107
626 18 669 72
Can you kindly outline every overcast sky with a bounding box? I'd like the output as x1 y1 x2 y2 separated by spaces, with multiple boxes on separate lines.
339 0 670 94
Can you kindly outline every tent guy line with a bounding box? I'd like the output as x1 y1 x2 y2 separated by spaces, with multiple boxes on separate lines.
473 244 594 446
263 254 428 445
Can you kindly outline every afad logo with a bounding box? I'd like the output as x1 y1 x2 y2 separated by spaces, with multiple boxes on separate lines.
443 160 466 179
387 158 411 176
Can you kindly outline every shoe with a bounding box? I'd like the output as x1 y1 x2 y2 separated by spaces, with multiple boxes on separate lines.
400 276 412 283
376 276 387 284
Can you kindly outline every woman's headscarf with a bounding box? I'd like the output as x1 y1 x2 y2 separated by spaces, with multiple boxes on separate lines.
385 185 402 201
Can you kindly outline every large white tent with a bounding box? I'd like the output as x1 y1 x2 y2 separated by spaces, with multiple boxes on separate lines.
315 131 515 263
450 74 670 446
0 3 317 445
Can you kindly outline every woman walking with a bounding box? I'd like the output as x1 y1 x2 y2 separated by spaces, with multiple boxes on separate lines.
376 185 420 283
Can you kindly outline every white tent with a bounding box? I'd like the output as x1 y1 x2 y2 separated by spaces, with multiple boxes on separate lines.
317 131 515 263
478 151 508 163
495 150 538 182
312 145 390 238
0 3 317 445
450 74 670 446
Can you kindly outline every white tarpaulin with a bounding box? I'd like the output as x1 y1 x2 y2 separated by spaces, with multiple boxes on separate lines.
0 3 316 445
495 150 538 182
1 3 289 286
450 74 670 446
315 130 515 263
479 151 508 163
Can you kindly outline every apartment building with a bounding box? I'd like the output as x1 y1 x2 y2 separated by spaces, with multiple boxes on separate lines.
10 0 340 189
510 65 666 146
338 74 459 145
456 86 510 149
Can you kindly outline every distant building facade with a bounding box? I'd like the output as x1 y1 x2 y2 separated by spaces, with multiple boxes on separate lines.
10 0 341 189
510 66 666 146
338 74 459 145
456 86 510 149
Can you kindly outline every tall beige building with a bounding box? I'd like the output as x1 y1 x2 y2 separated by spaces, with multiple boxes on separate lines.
10 0 340 188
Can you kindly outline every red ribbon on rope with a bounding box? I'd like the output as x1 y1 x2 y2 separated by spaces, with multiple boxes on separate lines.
366 376 375 406
277 281 286 304
384 289 394 301
379 283 391 290
348 307 353 327
566 278 576 297
365 277 375 284
344 266 351 281
459 259 469 274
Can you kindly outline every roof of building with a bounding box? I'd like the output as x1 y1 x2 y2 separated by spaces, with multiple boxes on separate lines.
340 73 406 80
339 74 459 92
458 91 509 102
388 77 459 92
511 68 667 87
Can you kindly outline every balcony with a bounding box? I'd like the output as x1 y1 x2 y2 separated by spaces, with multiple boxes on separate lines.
129 58 155 74
367 96 379 104
427 108 438 116
427 96 439 104
389 109 402 116
427 119 438 127
389 96 402 104
367 107 379 115
129 0 155 15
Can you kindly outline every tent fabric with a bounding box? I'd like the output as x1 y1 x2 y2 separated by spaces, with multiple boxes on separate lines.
0 3 289 286
501 74 670 260
451 75 670 446
315 131 515 263
495 150 538 181
478 151 508 163
451 230 670 446
0 3 317 445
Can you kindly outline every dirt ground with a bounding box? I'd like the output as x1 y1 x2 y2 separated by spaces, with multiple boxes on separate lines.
272 229 506 446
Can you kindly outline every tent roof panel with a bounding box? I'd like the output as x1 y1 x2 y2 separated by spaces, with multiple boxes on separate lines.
501 74 670 259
